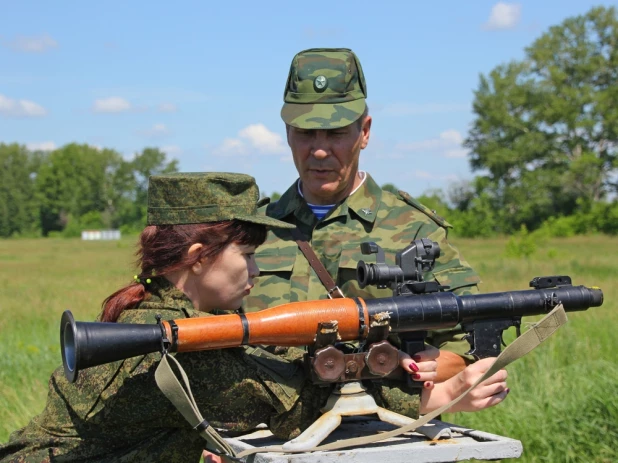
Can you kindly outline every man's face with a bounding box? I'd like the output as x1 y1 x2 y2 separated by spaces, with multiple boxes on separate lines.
286 115 372 205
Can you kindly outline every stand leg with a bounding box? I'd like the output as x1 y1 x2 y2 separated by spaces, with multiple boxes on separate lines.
281 382 450 452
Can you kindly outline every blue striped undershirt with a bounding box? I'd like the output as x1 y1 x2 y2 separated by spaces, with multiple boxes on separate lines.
297 171 367 220
306 204 334 220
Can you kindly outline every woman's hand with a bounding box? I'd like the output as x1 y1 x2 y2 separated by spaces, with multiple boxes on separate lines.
399 344 439 387
420 357 509 414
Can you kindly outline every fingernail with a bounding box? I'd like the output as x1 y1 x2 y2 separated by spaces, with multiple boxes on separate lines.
412 373 421 380
409 362 419 372
505 388 510 394
424 381 432 388
413 355 422 362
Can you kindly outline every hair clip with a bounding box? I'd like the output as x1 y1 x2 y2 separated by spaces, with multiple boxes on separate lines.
133 275 152 284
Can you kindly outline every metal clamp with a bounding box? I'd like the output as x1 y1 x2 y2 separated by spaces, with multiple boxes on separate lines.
327 286 345 299
156 314 178 354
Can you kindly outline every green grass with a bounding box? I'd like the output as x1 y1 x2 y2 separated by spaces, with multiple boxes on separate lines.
0 235 616 462
0 237 137 442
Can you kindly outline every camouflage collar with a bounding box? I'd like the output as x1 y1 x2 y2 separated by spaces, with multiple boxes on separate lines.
138 276 199 318
267 174 382 226
267 179 316 224
328 173 381 225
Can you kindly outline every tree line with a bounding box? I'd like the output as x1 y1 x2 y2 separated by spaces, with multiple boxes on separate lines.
1 6 616 239
0 144 178 237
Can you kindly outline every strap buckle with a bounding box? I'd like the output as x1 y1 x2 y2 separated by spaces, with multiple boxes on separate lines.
327 286 345 299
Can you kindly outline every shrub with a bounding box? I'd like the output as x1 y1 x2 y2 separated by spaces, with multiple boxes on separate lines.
505 225 539 258
590 201 618 235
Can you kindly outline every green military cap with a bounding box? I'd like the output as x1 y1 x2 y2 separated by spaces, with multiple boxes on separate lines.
281 48 367 129
147 172 294 228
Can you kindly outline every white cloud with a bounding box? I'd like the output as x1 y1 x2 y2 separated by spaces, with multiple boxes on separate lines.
414 171 459 182
387 129 472 160
381 103 470 117
214 124 287 156
0 94 47 117
439 129 464 145
239 124 287 154
415 171 434 179
484 2 521 30
158 103 177 113
138 123 170 138
26 141 56 151
93 97 131 113
444 149 469 158
396 129 465 152
160 145 182 156
5 34 58 53
216 138 245 155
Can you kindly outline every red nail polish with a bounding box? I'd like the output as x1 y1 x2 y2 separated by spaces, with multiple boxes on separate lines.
413 355 422 362
409 362 419 372
424 381 432 388
412 373 421 380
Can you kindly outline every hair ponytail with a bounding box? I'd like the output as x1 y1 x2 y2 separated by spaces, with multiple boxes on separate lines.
101 283 146 322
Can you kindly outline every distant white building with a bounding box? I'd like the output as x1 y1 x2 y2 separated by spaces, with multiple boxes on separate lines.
81 230 122 241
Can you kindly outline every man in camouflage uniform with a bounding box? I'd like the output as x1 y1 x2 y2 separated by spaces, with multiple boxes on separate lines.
244 48 482 379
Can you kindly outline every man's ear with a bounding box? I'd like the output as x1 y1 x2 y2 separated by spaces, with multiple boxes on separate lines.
188 243 204 274
360 115 372 150
285 124 292 146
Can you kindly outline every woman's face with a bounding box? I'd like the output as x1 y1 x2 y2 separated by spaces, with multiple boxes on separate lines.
197 242 260 312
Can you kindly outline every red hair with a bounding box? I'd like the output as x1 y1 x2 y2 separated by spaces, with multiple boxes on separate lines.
101 220 267 322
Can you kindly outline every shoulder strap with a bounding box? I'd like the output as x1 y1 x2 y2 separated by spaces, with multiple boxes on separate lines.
154 354 241 463
397 190 452 228
291 228 344 299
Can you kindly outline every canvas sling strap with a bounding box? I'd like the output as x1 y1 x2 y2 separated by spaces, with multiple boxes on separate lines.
290 227 345 299
154 354 242 463
154 304 568 460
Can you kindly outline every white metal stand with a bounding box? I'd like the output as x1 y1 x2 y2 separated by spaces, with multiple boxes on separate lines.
225 418 523 463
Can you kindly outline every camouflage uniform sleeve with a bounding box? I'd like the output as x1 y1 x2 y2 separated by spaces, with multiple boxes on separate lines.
421 224 481 293
367 381 421 420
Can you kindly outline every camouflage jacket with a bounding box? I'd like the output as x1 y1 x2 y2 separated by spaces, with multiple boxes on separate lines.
0 278 334 463
244 173 482 354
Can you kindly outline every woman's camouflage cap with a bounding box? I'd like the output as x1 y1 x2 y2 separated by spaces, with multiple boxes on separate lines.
281 48 367 130
147 172 294 228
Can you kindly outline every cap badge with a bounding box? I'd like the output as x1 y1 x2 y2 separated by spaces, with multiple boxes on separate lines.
361 208 373 217
314 75 328 92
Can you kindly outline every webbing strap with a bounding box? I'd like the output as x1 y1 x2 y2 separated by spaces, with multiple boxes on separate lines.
154 354 240 463
236 304 568 457
291 228 344 299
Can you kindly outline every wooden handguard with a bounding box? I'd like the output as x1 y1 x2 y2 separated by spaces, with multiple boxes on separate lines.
163 298 369 352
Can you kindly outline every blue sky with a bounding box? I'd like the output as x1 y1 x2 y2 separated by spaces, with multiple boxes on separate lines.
1 1 615 198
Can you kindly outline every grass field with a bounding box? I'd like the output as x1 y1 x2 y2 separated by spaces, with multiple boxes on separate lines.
0 235 616 462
